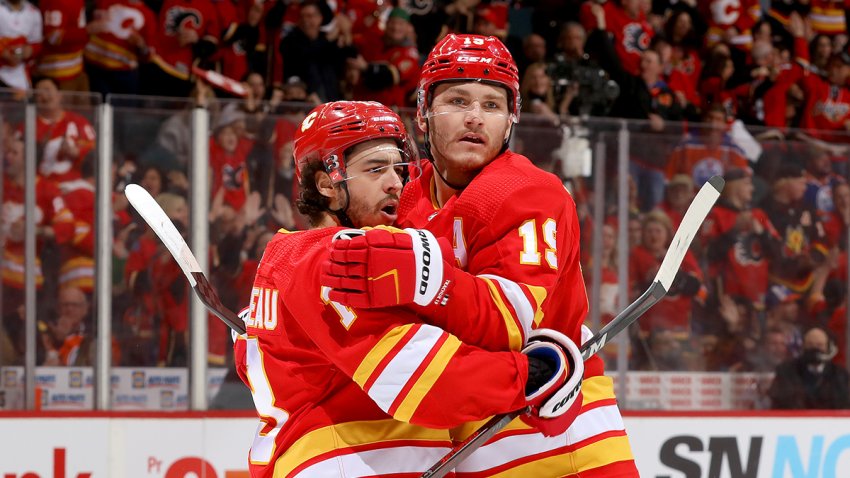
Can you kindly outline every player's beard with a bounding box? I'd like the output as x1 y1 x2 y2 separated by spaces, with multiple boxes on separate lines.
345 193 399 227
427 116 509 188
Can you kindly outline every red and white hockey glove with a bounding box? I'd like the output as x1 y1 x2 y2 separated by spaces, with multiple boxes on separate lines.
322 226 455 308
521 328 584 437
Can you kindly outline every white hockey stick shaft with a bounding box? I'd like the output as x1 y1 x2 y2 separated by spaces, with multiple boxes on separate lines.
124 184 246 334
421 175 725 478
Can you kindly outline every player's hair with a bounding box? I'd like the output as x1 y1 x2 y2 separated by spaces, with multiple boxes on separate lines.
296 160 332 226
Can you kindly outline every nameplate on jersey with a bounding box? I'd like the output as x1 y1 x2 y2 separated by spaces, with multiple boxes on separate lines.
246 287 281 334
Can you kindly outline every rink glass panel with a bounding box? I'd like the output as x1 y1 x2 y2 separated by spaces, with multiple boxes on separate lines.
3 96 850 411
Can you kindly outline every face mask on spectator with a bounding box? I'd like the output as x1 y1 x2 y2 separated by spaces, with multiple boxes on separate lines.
802 348 827 366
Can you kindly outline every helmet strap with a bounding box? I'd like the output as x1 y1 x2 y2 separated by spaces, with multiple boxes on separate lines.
327 182 355 228
423 116 470 191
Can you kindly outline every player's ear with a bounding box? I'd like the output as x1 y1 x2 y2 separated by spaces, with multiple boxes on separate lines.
315 170 337 204
416 110 428 133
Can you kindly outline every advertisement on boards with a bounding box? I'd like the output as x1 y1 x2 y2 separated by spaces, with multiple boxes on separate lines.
1 415 849 477
628 416 850 477
0 417 255 478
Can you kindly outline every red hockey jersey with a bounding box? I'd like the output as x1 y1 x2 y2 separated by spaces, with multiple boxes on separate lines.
57 178 96 292
32 111 97 186
809 0 850 35
703 0 762 49
234 227 531 478
38 0 87 81
1 176 75 289
581 1 653 76
354 43 421 108
152 0 219 79
209 135 252 211
396 152 637 476
791 37 850 141
703 202 781 305
85 0 157 71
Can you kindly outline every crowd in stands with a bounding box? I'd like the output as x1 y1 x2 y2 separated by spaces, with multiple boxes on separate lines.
2 0 850 409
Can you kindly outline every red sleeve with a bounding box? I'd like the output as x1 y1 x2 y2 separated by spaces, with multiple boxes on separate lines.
417 168 585 353
72 115 96 162
578 1 599 31
790 35 824 98
763 64 802 128
262 237 529 428
201 0 221 43
39 179 75 244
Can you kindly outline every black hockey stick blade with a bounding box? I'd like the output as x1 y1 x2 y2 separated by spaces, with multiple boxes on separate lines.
124 184 246 334
420 175 724 478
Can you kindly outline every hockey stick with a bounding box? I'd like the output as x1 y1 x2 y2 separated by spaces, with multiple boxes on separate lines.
421 175 725 478
124 183 246 335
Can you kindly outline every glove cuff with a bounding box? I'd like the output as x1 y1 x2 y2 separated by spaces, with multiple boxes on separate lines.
404 228 453 307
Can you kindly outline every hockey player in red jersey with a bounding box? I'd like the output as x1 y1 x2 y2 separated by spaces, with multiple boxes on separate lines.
233 100 585 477
323 34 638 476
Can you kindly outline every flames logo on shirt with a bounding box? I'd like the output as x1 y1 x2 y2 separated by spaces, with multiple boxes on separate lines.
733 233 764 265
622 23 650 54
223 163 245 189
813 98 850 122
164 7 202 36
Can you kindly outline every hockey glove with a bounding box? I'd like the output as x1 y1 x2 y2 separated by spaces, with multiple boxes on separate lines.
322 226 455 308
521 328 584 437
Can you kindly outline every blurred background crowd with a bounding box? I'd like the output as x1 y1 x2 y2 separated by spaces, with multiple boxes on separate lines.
2 0 850 410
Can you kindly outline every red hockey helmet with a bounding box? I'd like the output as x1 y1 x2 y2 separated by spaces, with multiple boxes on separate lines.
293 101 418 184
418 34 520 121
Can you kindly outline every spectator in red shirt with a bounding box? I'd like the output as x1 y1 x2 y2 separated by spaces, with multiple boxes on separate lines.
84 0 157 98
1 138 76 310
38 0 90 96
664 8 704 107
31 77 97 188
347 8 420 108
703 167 782 309
629 210 705 338
702 0 762 51
581 0 654 77
210 111 253 212
699 46 752 119
146 0 220 98
771 14 850 145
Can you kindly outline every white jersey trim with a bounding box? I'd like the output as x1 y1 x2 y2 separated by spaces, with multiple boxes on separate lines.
368 324 443 413
292 444 452 477
455 404 626 472
479 274 534 341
